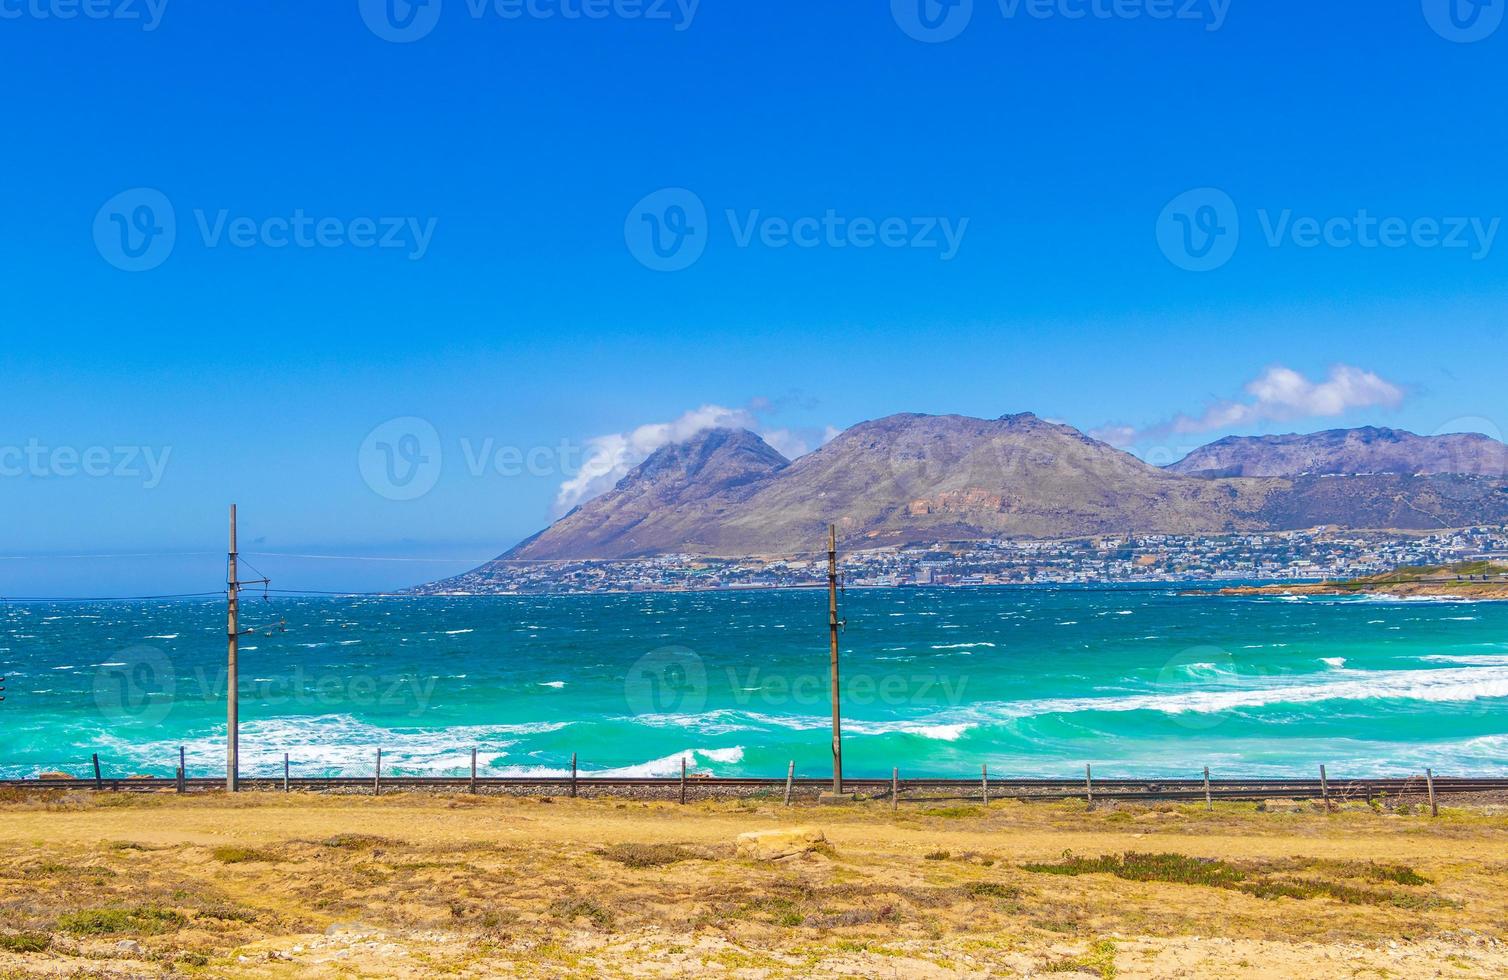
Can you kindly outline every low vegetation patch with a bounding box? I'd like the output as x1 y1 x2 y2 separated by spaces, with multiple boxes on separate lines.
964 882 1021 900
1322 861 1431 886
551 897 614 929
0 932 51 953
1045 938 1118 977
211 846 282 864
1023 852 1447 909
919 806 979 819
1024 851 1246 888
319 834 394 850
598 842 699 868
57 905 186 936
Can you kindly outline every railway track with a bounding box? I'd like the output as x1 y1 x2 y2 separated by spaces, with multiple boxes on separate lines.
3 774 1504 803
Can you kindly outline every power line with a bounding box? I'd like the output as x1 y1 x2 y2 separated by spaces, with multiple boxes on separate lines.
0 591 222 603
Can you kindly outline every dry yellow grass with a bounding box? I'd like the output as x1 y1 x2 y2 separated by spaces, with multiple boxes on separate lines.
0 790 1505 977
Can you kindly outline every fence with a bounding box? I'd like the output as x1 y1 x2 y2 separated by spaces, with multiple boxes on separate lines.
1 754 1485 815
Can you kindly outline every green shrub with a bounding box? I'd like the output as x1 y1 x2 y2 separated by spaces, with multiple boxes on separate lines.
0 933 51 953
57 906 186 936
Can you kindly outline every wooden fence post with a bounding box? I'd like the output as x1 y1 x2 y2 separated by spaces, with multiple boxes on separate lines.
1202 766 1212 811
375 748 382 797
571 753 579 798
783 760 795 807
283 753 290 793
1426 769 1438 818
1319 764 1331 813
679 756 687 805
177 746 186 794
92 753 103 790
892 767 899 813
1085 764 1093 805
981 764 988 806
470 748 478 795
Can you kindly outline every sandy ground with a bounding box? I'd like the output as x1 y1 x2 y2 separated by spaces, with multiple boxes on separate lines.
0 790 1505 978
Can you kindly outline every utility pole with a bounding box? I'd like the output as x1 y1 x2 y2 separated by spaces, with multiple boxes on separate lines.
227 504 239 792
225 504 270 793
828 524 843 795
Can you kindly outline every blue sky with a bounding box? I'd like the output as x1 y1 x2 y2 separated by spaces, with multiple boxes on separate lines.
1 0 1504 595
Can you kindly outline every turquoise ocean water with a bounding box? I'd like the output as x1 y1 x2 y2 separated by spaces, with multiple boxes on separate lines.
2 587 1506 780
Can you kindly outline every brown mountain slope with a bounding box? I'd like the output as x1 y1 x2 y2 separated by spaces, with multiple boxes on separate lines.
1168 426 1508 479
504 413 1285 560
458 413 1508 570
507 427 790 559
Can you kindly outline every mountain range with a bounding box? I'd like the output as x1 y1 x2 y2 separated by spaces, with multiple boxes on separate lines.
472 415 1508 565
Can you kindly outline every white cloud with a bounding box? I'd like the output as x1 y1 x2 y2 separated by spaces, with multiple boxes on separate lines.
553 403 831 514
1094 364 1406 450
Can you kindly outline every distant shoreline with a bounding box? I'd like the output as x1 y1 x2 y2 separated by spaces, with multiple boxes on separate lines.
1217 580 1508 601
1214 561 1508 601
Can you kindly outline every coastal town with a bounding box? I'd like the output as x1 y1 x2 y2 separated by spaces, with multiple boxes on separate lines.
413 524 1508 595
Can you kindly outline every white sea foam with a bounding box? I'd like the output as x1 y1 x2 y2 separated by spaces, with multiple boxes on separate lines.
930 642 996 650
1000 664 1508 716
591 747 745 777
444 628 474 635
538 681 567 689
145 634 179 640
91 715 574 777
1421 654 1508 667
1320 657 1347 668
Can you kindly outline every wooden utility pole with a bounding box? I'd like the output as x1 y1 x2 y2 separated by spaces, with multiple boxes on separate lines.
225 505 269 793
227 504 239 793
828 524 843 795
